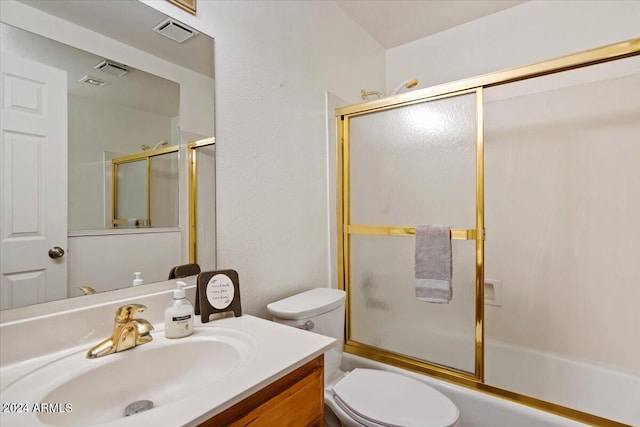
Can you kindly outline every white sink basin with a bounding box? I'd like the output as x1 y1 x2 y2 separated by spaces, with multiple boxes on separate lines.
0 325 258 426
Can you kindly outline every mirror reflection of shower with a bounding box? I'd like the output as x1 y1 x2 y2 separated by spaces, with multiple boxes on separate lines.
361 78 419 100
111 146 179 229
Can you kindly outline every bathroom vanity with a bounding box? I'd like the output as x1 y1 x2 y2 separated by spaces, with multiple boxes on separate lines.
0 279 334 426
201 355 324 426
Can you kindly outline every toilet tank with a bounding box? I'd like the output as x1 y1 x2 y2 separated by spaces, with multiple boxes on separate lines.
267 288 345 379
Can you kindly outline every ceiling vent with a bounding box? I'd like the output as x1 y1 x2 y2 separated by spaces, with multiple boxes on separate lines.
79 75 111 87
94 60 129 77
153 18 199 43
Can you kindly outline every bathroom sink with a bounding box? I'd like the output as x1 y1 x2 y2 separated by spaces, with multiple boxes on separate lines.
0 325 258 426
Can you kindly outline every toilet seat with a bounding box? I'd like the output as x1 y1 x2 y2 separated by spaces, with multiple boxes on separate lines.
329 369 460 427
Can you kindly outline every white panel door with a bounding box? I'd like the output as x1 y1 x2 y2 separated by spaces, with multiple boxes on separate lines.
0 52 67 309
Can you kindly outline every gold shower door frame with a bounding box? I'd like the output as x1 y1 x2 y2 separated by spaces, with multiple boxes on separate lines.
338 87 485 383
188 137 216 264
336 38 640 427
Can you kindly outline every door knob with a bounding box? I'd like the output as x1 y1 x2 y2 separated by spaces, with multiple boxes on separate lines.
48 246 65 259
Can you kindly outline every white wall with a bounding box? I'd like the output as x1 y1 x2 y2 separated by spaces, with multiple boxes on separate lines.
386 0 640 93
144 0 386 317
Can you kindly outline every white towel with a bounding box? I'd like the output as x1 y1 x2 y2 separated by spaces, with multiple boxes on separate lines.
127 218 137 227
415 225 452 303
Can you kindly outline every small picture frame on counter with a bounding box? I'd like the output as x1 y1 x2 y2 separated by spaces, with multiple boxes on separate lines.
196 270 242 323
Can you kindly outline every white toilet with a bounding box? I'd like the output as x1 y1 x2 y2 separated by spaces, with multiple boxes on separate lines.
267 288 461 427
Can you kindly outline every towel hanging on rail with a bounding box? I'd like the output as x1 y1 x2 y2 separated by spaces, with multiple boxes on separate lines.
415 225 452 303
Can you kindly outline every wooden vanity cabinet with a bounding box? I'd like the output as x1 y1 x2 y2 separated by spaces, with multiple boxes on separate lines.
199 355 324 427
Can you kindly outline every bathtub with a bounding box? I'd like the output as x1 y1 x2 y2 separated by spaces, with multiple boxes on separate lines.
341 340 639 426
485 340 640 426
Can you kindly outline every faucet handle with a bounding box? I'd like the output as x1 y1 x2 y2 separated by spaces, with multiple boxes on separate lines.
115 304 147 323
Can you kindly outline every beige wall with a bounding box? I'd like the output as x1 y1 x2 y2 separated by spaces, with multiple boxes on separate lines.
484 67 640 373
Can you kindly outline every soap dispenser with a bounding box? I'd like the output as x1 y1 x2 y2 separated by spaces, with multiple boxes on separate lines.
133 272 144 287
164 281 194 338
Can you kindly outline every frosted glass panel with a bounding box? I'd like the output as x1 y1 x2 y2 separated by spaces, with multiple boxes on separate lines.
350 93 476 226
350 234 476 373
116 160 146 221
150 152 178 227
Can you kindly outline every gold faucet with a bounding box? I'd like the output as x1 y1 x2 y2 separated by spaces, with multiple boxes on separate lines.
86 304 154 359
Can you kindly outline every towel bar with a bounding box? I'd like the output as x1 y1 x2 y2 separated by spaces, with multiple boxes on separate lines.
345 225 483 241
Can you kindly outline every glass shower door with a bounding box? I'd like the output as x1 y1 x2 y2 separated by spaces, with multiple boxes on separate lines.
343 89 482 376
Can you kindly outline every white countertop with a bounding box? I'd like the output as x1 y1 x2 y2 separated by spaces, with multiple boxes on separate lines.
0 314 335 426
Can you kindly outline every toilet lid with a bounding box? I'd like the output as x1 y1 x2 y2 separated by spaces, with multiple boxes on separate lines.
331 369 459 427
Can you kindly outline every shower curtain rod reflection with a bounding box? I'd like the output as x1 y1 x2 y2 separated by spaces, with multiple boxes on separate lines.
346 225 483 240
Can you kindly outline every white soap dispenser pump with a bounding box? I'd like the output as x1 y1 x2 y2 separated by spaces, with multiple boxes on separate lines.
133 272 144 287
164 281 194 338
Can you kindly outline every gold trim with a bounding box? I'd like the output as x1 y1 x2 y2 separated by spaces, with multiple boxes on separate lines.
345 225 481 240
112 145 178 164
167 0 196 15
342 115 352 342
146 157 151 222
188 137 215 150
475 87 485 381
189 145 197 263
187 137 215 263
337 38 640 117
111 158 117 227
337 118 346 294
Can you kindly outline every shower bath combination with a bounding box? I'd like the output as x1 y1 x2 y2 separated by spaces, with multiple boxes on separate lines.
361 78 419 100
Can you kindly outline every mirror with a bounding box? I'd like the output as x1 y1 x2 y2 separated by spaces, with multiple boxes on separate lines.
0 0 215 310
